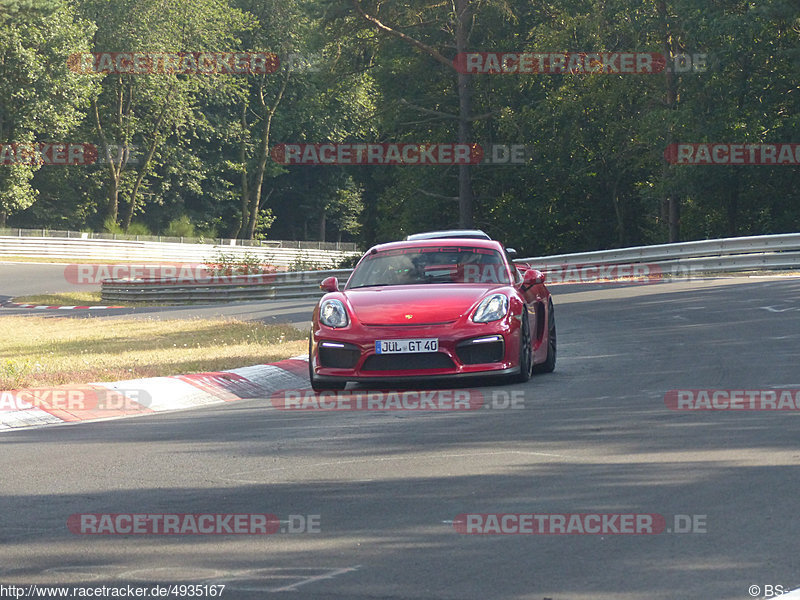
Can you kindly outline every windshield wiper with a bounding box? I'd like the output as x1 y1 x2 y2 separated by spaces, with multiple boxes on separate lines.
348 283 398 289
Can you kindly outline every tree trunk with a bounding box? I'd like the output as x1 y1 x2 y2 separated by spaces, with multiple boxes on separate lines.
668 192 679 242
120 88 175 230
93 100 122 225
727 173 740 236
233 102 248 239
612 178 625 246
455 0 474 228
122 134 161 230
245 72 289 239
658 0 679 242
352 0 476 228
106 174 119 223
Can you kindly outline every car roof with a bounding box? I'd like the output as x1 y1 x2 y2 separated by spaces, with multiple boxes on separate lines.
366 237 505 254
404 229 492 241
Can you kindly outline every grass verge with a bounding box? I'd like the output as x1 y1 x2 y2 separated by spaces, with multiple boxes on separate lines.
11 292 106 306
0 316 307 389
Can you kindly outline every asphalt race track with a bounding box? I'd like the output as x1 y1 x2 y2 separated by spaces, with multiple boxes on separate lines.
0 261 316 326
2 262 800 598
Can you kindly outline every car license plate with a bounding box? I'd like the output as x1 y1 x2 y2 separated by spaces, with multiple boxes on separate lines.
375 338 438 354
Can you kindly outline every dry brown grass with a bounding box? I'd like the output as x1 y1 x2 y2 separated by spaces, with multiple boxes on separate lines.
12 292 106 305
0 316 307 389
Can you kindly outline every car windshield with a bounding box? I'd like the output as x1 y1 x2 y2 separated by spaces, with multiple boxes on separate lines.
347 246 511 288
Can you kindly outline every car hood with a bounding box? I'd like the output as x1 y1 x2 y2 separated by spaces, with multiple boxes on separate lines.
343 284 503 325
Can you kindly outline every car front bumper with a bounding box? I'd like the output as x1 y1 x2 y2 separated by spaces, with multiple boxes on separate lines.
310 318 522 383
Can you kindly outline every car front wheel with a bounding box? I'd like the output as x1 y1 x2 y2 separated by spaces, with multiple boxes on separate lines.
513 308 534 383
533 300 556 374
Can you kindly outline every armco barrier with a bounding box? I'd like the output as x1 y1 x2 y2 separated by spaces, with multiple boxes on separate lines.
517 233 800 267
521 233 800 282
101 269 354 304
0 227 357 250
0 235 359 270
99 233 800 304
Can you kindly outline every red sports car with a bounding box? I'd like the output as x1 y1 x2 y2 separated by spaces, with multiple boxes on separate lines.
308 231 556 390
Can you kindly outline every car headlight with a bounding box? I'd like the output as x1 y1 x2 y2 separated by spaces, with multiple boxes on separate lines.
319 299 349 328
472 294 509 323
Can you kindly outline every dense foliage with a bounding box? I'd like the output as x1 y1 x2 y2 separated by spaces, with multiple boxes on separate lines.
1 0 798 254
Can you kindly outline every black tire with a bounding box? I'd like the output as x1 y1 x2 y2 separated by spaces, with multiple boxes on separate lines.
308 335 347 391
533 300 556 374
514 308 533 383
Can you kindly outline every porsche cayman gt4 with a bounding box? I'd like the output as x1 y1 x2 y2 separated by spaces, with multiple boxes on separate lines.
309 232 556 390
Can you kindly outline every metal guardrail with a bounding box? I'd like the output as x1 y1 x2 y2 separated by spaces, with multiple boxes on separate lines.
518 232 800 282
517 233 800 266
101 269 354 304
100 233 800 304
0 227 357 251
0 236 360 270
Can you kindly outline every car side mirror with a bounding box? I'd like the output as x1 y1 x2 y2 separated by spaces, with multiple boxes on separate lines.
521 269 545 289
505 248 518 259
320 276 339 292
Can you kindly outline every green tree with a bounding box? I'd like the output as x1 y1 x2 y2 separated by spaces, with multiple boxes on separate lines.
348 0 486 228
77 0 253 229
0 0 96 224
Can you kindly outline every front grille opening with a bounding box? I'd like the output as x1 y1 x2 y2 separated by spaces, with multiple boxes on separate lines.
362 352 454 372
